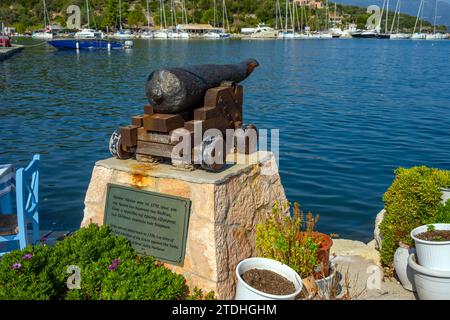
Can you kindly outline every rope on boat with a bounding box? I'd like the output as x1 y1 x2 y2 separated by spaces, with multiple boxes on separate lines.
12 41 48 48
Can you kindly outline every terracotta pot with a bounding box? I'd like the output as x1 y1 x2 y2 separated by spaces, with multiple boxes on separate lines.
297 232 333 279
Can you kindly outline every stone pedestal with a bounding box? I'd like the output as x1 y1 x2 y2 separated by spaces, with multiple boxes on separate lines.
81 152 286 299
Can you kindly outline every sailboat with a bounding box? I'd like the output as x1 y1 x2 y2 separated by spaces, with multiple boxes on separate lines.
204 0 230 39
167 0 190 38
48 0 124 50
329 3 343 38
319 0 333 39
32 0 53 39
412 0 427 39
389 0 410 39
154 0 169 39
278 0 295 39
113 0 136 39
141 0 153 38
426 0 449 40
177 0 190 38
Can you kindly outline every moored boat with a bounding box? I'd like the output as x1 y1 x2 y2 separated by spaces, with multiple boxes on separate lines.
48 38 124 50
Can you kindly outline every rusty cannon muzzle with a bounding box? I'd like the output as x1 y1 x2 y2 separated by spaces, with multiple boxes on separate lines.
145 59 259 114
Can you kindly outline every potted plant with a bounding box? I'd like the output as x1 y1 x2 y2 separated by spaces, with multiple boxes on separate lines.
235 257 303 300
410 223 450 271
255 201 336 299
378 166 450 283
393 242 416 291
408 254 450 300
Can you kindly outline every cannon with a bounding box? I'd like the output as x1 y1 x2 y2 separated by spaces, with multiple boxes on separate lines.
109 60 260 172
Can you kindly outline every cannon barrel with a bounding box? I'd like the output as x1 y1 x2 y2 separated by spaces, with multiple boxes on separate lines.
145 59 259 114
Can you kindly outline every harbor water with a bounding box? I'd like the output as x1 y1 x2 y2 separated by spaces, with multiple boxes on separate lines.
1 38 449 241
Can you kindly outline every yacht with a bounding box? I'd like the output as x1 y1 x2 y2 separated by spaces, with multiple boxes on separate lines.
113 29 136 39
277 31 295 39
329 27 343 38
140 31 153 39
390 33 410 40
154 30 169 39
32 29 53 39
204 30 230 39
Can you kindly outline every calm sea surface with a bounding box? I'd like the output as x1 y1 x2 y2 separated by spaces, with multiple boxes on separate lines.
1 39 449 241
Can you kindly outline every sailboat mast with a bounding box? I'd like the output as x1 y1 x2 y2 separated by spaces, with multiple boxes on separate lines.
213 0 217 28
413 0 423 34
146 0 151 30
385 0 389 33
433 0 438 34
43 0 47 28
222 0 225 30
86 0 90 28
390 0 399 34
285 0 288 31
397 0 401 33
119 0 122 30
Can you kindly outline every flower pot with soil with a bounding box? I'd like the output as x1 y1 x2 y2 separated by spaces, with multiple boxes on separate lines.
408 254 450 300
394 242 416 292
410 223 450 271
235 258 303 300
296 231 333 278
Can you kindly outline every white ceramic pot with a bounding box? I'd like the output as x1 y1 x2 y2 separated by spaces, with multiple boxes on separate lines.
408 254 450 300
235 258 303 300
441 188 450 204
410 223 450 271
394 244 416 291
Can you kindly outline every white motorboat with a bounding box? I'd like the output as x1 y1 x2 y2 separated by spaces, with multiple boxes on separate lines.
140 31 153 39
153 30 169 39
277 31 295 39
318 32 333 39
113 29 136 39
204 30 230 39
329 27 343 38
32 30 53 39
390 33 410 39
248 24 278 39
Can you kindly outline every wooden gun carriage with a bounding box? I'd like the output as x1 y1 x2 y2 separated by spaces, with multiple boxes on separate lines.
109 82 257 172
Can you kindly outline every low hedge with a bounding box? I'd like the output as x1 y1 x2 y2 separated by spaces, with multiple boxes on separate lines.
0 224 211 300
380 166 450 267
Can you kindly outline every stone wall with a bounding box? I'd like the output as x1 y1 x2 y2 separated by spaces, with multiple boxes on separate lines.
82 152 286 299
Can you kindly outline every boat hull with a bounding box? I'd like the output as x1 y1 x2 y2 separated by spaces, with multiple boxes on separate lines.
48 39 124 50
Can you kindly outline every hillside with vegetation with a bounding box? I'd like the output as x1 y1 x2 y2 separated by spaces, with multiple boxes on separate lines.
0 0 445 33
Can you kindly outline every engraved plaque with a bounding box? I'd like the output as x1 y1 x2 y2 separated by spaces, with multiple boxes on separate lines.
104 184 191 265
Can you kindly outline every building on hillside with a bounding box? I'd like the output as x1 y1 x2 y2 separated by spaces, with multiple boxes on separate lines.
329 13 343 25
294 0 324 9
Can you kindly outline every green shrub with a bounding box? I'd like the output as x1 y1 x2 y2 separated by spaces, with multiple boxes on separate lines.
0 224 199 300
380 166 450 267
256 202 319 278
66 256 187 300
47 224 137 297
0 245 55 300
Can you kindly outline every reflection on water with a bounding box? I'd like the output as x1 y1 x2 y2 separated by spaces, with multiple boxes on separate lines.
1 39 449 240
